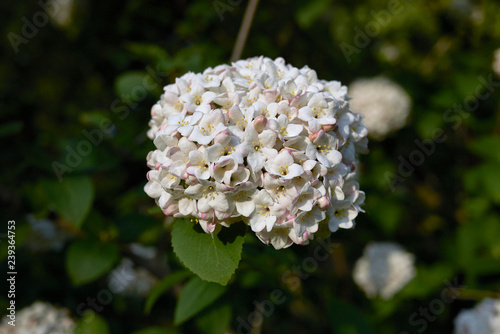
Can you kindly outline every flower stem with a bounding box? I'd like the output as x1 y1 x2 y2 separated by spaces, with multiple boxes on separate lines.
231 0 260 62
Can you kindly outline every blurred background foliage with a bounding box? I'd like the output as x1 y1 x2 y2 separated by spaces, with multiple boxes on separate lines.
1 0 500 333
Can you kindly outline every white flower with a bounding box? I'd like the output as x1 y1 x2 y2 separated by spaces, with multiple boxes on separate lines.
25 215 72 252
249 190 285 232
306 130 342 168
494 49 500 77
163 111 203 137
348 77 411 140
256 223 294 249
145 56 369 249
327 199 359 232
293 182 320 212
233 187 257 217
298 93 337 133
454 298 500 334
263 173 298 208
179 83 216 113
188 109 227 145
48 0 74 28
269 113 303 140
0 302 74 333
353 242 416 300
239 125 278 172
264 151 304 180
294 206 325 238
186 181 229 214
108 244 158 297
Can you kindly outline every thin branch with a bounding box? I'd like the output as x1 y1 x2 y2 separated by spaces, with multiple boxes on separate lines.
231 0 260 62
250 299 263 334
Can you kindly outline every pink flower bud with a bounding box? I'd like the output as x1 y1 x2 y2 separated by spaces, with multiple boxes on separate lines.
206 222 216 233
317 195 331 210
216 210 232 220
308 132 319 141
322 123 337 132
214 130 231 144
163 205 178 216
253 115 268 132
186 175 198 184
280 147 294 155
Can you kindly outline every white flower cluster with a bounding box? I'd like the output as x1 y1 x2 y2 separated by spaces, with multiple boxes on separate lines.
25 215 73 253
348 77 411 140
0 302 74 334
454 298 500 334
494 49 500 77
353 242 416 299
108 244 158 297
145 56 367 249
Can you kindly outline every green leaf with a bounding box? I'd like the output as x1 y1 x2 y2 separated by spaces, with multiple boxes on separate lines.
171 219 245 285
468 136 500 164
74 311 109 334
454 72 481 99
296 0 331 28
479 164 500 203
365 197 402 236
114 71 159 104
415 110 444 139
327 298 375 334
174 276 226 325
468 258 500 276
196 303 232 334
125 42 170 64
66 240 120 286
132 328 180 334
117 214 159 243
464 164 500 204
145 270 192 314
398 264 454 299
43 176 94 228
0 120 23 137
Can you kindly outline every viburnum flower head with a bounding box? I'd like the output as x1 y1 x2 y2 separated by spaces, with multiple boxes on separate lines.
348 76 411 140
494 48 500 77
0 301 75 333
145 56 368 249
454 298 500 334
353 242 416 299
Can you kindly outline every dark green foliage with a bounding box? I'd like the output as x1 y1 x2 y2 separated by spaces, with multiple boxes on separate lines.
1 0 500 333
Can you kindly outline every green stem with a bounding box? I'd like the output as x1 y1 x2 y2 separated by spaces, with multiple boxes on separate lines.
231 0 260 62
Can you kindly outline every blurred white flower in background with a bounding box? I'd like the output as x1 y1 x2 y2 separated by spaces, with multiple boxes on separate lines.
0 302 74 334
48 0 75 28
454 298 500 334
449 0 484 24
353 242 416 300
379 44 400 63
25 215 73 252
493 49 500 77
108 243 158 297
450 0 473 15
348 77 411 140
